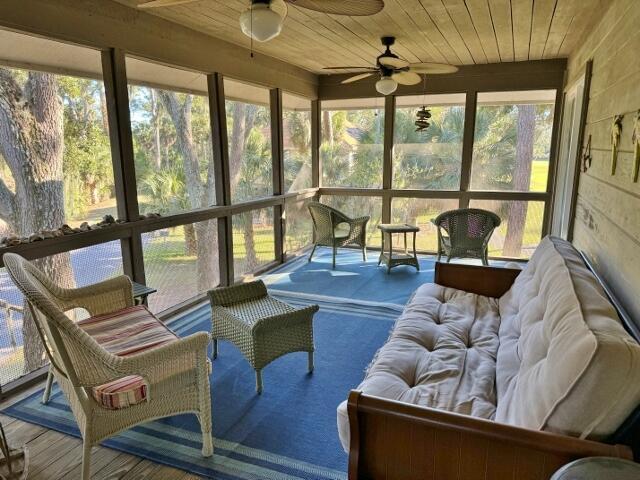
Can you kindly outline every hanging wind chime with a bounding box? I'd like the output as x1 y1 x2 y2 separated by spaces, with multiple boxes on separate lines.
414 74 431 132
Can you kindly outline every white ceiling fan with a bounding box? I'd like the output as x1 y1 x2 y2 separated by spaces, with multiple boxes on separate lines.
136 0 385 42
324 36 459 95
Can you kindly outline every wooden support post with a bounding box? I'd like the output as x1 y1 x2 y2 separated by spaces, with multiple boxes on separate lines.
382 95 395 224
271 88 285 263
459 90 477 210
542 87 565 236
208 73 234 286
101 48 145 284
311 99 321 191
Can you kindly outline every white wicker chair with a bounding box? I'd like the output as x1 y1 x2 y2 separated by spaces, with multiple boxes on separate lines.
3 253 213 480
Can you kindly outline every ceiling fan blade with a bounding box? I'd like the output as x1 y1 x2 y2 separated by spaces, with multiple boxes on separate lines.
409 62 459 74
138 0 197 8
392 71 422 85
341 73 374 84
378 56 409 68
322 66 377 70
285 0 384 16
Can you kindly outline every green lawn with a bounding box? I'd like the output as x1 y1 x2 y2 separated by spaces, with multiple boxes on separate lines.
530 160 549 191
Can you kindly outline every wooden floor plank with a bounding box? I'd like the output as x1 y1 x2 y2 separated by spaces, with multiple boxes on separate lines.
92 451 146 480
64 444 124 479
1 382 205 479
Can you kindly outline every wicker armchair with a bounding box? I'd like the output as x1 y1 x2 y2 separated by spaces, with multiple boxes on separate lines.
431 208 501 265
209 280 318 394
308 201 370 268
3 253 213 480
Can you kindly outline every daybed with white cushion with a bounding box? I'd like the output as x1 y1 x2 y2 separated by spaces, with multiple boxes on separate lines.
339 237 640 479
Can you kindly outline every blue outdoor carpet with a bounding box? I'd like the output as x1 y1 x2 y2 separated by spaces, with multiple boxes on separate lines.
263 247 437 306
2 249 437 479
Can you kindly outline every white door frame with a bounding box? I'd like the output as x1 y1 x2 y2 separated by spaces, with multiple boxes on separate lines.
551 70 588 239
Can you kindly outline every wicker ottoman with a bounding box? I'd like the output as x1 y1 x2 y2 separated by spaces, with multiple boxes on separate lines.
208 280 318 394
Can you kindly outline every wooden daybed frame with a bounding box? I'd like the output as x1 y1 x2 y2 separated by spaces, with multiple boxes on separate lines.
346 260 639 480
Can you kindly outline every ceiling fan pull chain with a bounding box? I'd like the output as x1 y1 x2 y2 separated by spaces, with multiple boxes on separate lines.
250 5 254 58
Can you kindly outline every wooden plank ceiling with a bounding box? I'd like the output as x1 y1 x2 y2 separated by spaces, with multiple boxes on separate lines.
114 0 605 73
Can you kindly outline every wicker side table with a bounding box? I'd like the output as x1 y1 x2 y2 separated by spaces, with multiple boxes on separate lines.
377 224 420 273
208 280 319 394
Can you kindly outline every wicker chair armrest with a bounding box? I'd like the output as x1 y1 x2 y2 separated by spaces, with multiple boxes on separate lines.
57 275 135 315
212 305 253 333
251 304 319 334
208 280 268 306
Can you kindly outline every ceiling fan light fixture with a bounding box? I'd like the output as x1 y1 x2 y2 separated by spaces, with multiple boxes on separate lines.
240 2 284 42
375 75 397 96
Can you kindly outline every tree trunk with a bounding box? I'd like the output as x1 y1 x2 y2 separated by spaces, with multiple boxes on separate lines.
228 101 255 190
195 220 219 289
503 105 535 257
183 223 198 256
322 110 333 145
151 90 162 169
226 102 260 271
0 69 71 372
99 87 109 134
242 211 259 272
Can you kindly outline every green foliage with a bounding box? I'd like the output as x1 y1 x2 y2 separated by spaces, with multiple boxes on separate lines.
320 108 384 188
392 106 465 190
59 77 114 220
139 166 188 215
235 124 272 199
283 109 312 191
472 104 553 190
129 87 213 214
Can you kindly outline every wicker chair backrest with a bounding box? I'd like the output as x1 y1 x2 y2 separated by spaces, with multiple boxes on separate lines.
433 208 501 246
3 253 121 387
308 202 347 243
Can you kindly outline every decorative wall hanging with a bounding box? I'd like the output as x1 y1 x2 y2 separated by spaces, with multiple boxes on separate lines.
582 134 592 173
632 110 640 182
415 106 431 132
610 114 624 175
414 74 431 132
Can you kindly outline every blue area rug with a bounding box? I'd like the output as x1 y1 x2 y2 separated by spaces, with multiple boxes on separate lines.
3 290 404 479
262 247 437 306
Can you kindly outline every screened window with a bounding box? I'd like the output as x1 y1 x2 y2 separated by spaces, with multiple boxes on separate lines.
233 207 276 277
285 197 313 254
283 92 312 192
224 78 272 203
391 198 460 252
321 98 384 188
142 221 219 314
127 58 215 216
0 242 123 385
469 200 545 258
470 90 556 192
0 60 116 241
393 94 465 190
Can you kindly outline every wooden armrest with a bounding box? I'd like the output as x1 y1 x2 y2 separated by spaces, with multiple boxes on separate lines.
434 261 522 298
347 391 631 480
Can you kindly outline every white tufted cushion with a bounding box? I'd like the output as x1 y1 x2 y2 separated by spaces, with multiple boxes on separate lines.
496 236 640 439
337 283 500 451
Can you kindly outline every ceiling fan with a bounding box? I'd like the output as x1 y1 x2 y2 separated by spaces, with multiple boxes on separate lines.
325 36 459 95
137 0 385 42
